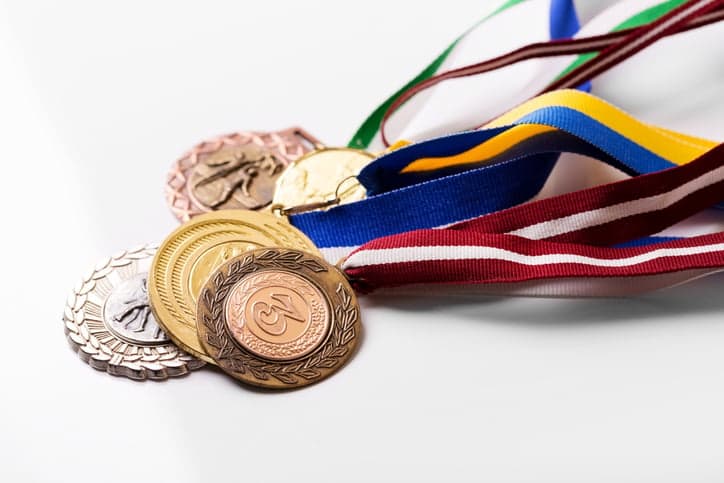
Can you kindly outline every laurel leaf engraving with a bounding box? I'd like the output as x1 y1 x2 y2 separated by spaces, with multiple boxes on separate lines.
296 369 320 380
273 373 297 385
63 244 203 380
256 250 277 261
203 288 213 310
205 332 222 349
300 259 326 272
213 271 225 289
340 328 355 346
250 368 270 380
198 248 359 385
328 347 348 358
316 359 337 369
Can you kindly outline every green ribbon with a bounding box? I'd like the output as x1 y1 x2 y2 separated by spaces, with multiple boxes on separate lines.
348 0 691 150
556 0 688 79
347 0 529 150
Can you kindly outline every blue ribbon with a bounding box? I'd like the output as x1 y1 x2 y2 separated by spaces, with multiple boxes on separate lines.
289 0 611 251
290 119 681 250
357 106 677 195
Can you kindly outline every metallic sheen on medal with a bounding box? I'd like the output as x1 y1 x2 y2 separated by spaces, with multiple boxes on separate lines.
148 210 321 364
197 248 361 388
63 245 204 380
166 127 321 221
272 147 374 211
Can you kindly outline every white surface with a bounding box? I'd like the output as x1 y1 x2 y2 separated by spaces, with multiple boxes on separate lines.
1 1 724 482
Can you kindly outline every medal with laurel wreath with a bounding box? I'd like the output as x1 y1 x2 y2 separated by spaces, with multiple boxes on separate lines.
197 248 361 389
63 245 205 380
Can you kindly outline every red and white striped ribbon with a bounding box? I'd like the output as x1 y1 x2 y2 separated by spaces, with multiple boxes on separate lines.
342 143 724 296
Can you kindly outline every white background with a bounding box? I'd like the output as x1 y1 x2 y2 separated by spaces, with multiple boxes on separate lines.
1 1 724 482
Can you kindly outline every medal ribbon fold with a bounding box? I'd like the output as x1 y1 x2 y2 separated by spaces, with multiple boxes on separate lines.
342 143 724 296
348 0 581 150
357 0 711 148
358 89 716 194
377 0 724 146
292 90 719 262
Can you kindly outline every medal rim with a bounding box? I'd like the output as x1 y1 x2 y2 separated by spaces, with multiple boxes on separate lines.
63 244 205 380
196 248 361 389
148 210 321 365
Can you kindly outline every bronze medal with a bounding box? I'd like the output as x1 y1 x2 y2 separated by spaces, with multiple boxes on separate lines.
166 127 321 221
196 248 361 389
148 210 321 364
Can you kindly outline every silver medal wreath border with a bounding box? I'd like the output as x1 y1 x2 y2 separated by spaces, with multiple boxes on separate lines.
63 244 205 380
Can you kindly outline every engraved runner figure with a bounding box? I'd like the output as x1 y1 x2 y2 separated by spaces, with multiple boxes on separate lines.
193 149 285 209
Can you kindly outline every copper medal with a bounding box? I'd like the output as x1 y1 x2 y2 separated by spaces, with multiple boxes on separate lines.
196 248 361 389
166 127 321 221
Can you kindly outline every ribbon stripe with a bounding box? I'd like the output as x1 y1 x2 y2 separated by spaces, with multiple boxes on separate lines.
542 0 724 92
294 91 720 262
348 0 581 150
358 90 717 195
378 3 724 146
453 142 724 242
342 143 724 294
362 0 718 148
344 233 724 294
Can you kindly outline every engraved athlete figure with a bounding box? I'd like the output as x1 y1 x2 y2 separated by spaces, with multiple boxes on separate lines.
112 277 163 339
192 147 285 209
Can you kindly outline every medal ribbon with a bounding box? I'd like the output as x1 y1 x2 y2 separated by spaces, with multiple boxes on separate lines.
377 1 724 146
370 0 704 148
541 0 723 93
348 0 581 150
358 89 716 194
341 143 724 296
291 91 718 262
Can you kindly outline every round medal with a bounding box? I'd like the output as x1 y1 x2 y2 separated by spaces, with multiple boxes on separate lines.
63 245 204 380
148 210 321 363
272 147 374 211
196 248 361 389
166 127 321 221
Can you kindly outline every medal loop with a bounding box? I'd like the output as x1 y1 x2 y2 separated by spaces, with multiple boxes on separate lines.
271 176 361 216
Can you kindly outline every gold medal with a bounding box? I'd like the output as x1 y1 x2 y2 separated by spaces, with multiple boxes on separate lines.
272 147 374 211
196 248 361 388
148 210 320 363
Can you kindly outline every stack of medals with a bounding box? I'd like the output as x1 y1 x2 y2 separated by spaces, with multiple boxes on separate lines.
63 0 724 388
65 128 374 387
